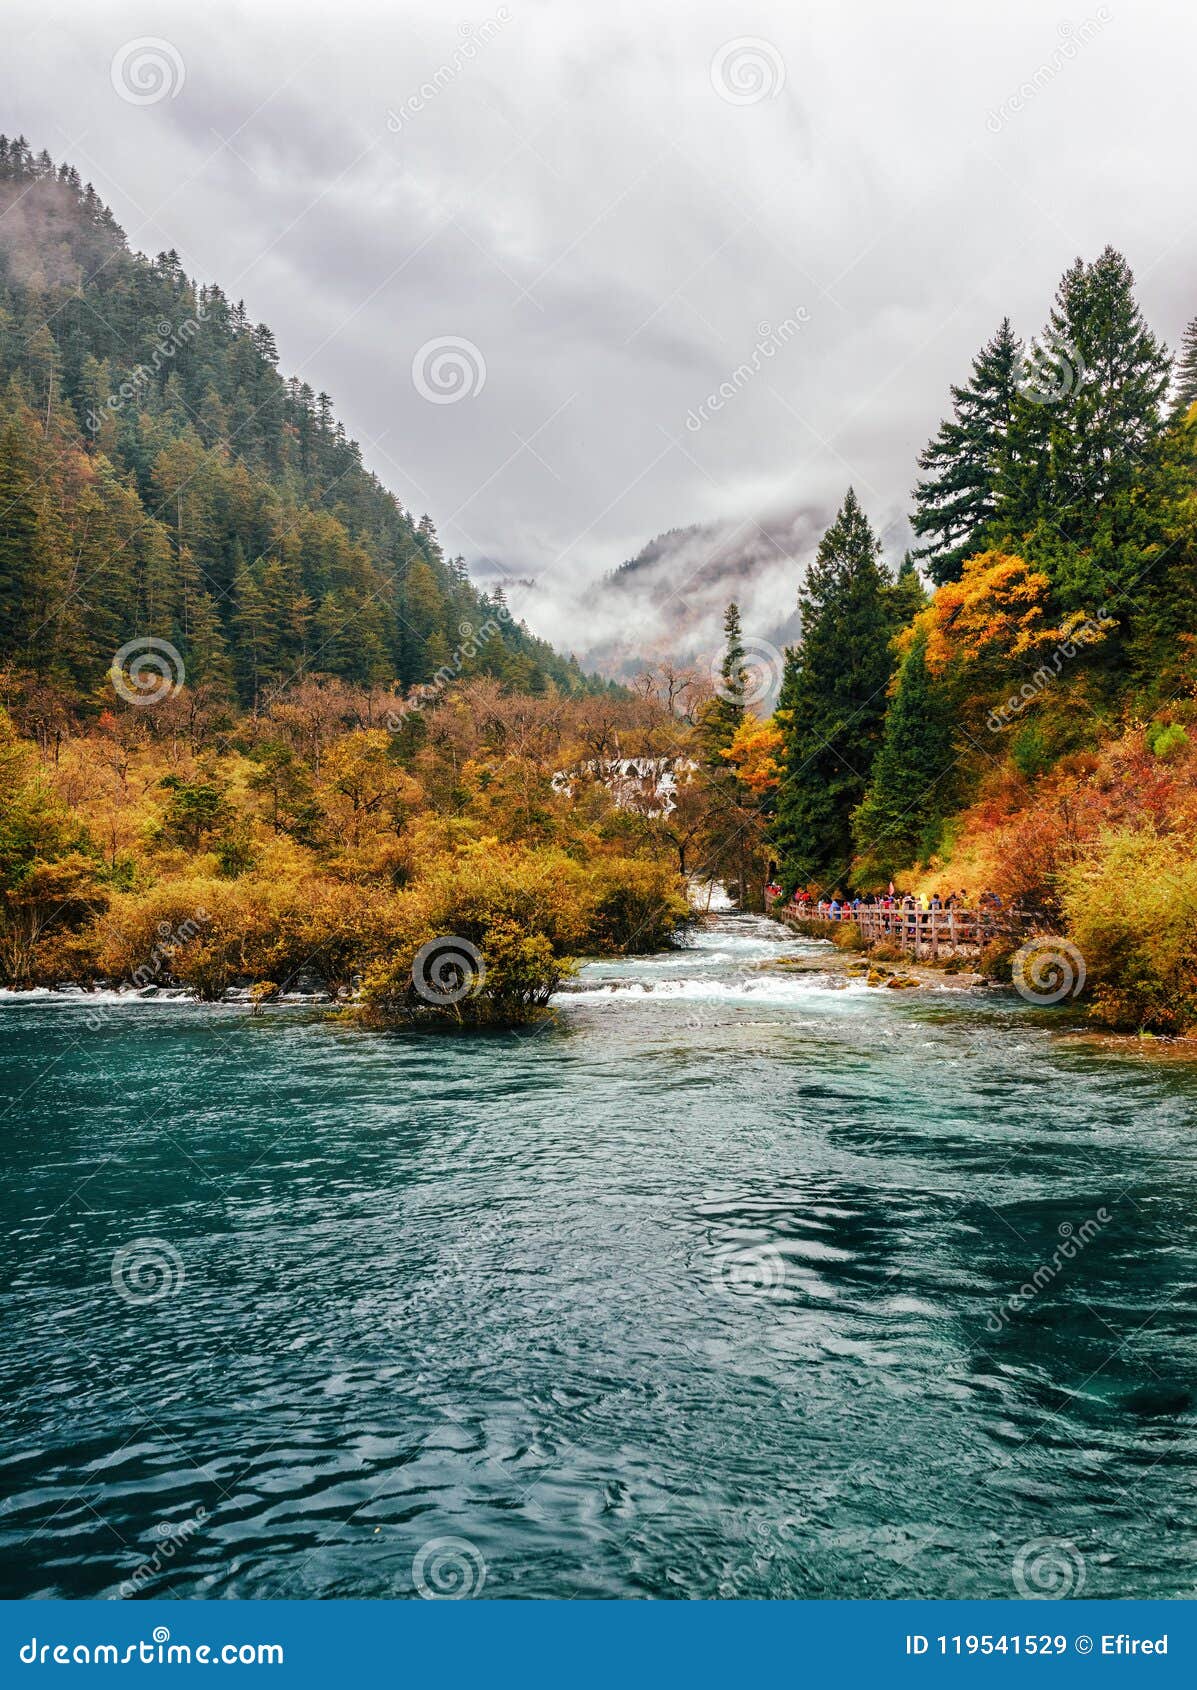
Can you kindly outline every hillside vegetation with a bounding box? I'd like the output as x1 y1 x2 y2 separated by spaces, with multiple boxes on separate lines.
5 133 1197 1033
0 138 753 1022
0 135 598 707
760 247 1197 1031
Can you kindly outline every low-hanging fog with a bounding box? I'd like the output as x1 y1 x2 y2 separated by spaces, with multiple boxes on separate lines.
3 0 1196 674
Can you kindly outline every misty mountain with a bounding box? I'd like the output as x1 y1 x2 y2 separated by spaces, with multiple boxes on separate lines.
485 504 887 683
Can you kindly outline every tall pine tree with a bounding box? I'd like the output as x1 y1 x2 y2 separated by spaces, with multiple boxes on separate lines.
0 415 44 644
912 319 1021 584
702 601 748 757
1171 314 1197 421
851 627 954 881
885 551 928 627
1034 247 1170 522
773 490 897 888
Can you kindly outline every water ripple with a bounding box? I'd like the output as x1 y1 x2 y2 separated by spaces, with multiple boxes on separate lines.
2 913 1197 1597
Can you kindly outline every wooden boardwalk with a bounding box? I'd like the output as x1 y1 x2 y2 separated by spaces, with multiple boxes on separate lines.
773 900 1016 961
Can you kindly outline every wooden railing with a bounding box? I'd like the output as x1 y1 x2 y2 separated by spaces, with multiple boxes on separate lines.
773 900 1020 960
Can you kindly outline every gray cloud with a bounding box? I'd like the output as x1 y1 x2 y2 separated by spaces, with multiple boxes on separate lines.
3 0 1194 668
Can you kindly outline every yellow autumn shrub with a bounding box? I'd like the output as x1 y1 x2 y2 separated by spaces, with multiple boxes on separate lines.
1061 831 1197 1032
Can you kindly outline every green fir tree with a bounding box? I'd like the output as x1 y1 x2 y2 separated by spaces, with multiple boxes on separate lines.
774 490 897 888
912 319 1022 584
1171 314 1197 421
702 601 748 758
851 627 954 880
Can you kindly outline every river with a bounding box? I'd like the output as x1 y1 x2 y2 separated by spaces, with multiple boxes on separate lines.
2 910 1196 1599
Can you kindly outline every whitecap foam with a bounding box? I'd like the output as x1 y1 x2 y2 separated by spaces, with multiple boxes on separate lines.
0 985 193 1006
556 974 876 1007
0 986 330 1009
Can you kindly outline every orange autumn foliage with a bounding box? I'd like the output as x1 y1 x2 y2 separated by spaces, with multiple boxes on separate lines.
723 716 785 794
915 722 1197 912
916 550 1060 675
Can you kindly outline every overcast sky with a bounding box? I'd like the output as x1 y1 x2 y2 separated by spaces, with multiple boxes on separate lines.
3 0 1196 662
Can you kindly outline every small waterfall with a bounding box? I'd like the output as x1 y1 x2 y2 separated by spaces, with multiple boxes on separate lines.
687 879 736 913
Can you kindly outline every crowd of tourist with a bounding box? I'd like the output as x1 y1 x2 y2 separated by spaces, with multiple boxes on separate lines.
765 883 1007 927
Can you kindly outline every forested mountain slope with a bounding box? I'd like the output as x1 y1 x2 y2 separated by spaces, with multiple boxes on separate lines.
0 135 600 708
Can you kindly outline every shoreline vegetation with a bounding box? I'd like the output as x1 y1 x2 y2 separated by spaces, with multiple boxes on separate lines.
759 248 1197 1040
0 685 709 1028
0 138 742 1030
771 916 1197 1056
2 139 1197 1035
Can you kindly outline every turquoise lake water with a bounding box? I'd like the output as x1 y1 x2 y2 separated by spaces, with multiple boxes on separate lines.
2 912 1196 1600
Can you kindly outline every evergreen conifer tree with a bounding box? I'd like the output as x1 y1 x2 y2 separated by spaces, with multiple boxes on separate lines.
773 490 896 887
885 551 927 627
851 627 954 879
1034 247 1170 520
1171 314 1197 421
702 601 748 758
912 320 1021 584
0 417 43 640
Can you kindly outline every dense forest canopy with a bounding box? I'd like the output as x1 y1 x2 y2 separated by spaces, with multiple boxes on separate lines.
0 134 604 711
